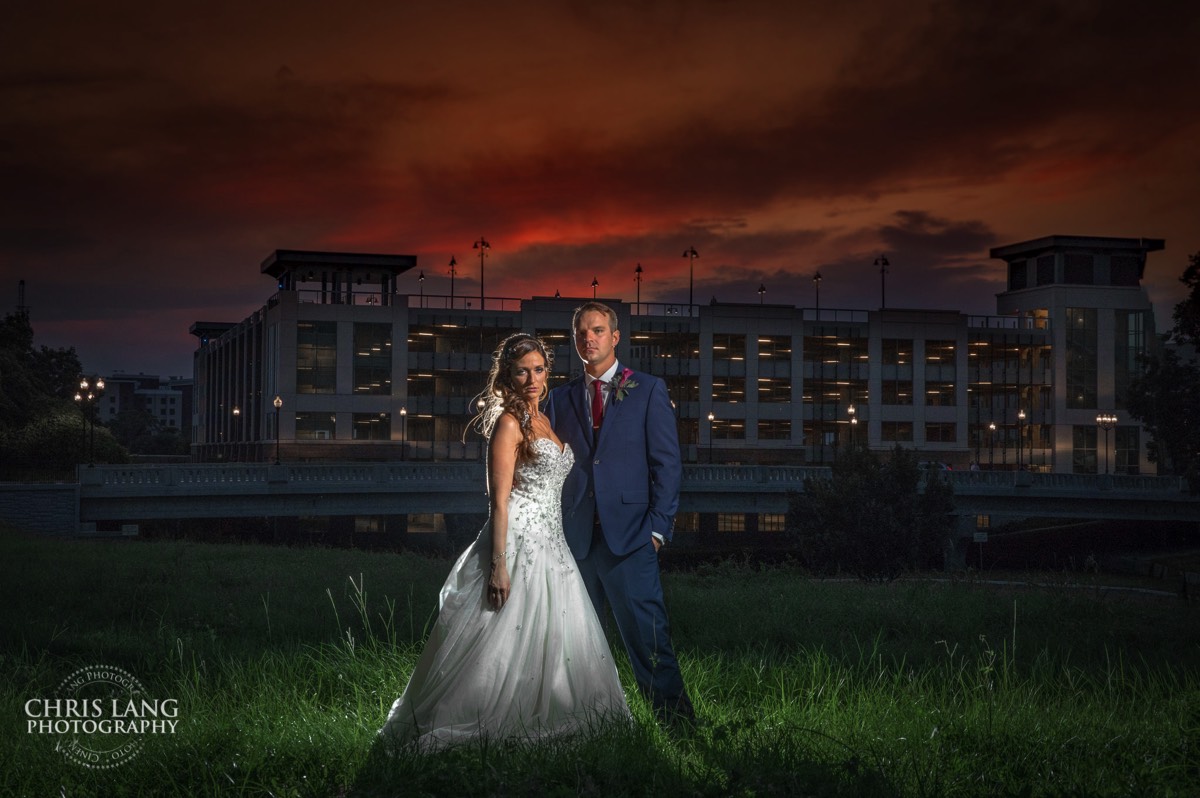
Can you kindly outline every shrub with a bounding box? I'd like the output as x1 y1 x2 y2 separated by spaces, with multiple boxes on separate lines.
787 445 954 581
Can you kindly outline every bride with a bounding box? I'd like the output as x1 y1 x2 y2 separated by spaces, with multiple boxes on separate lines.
379 333 631 749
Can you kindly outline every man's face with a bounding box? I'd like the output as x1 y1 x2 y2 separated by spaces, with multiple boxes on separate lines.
574 310 619 372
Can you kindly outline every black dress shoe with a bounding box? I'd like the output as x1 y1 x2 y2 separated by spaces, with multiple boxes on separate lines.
654 696 699 735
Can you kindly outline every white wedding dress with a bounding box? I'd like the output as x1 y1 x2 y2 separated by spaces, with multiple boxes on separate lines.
379 437 631 749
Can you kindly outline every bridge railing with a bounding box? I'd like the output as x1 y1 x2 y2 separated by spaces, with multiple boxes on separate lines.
79 462 488 494
78 463 1191 498
937 470 1190 494
681 465 828 488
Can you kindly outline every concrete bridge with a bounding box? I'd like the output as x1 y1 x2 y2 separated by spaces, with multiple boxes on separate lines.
77 463 1200 524
1 464 1196 538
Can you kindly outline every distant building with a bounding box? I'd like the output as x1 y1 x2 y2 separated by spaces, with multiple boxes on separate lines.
98 373 193 432
191 237 1165 475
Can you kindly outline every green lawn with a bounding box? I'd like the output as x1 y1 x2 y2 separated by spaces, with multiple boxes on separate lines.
2 526 1197 797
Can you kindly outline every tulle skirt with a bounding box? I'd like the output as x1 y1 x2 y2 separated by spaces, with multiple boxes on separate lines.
379 514 631 750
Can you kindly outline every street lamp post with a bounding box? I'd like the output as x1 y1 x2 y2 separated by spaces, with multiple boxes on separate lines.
847 403 856 446
874 255 889 309
988 421 996 469
1096 412 1118 475
813 270 822 316
73 386 86 461
473 237 490 310
707 411 715 464
417 271 425 308
273 395 283 465
232 405 241 461
400 406 408 461
448 256 457 307
591 276 599 298
634 263 643 312
1017 409 1026 470
682 246 698 316
74 376 105 466
758 283 766 304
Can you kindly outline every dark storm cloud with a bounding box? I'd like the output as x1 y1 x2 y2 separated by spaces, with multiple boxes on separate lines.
0 227 93 254
2 0 1197 376
879 211 995 261
414 0 1200 233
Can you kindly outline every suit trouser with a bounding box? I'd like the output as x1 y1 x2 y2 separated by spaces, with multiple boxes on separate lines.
578 523 690 711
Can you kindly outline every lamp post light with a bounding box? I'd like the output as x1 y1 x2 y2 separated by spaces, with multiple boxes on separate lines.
988 421 996 470
473 236 490 310
847 403 856 446
682 246 698 316
634 263 643 312
400 406 408 461
1017 409 1026 470
758 283 766 304
273 395 283 465
813 270 822 316
417 270 425 308
1096 412 1118 475
591 276 599 298
874 255 889 309
232 405 241 461
74 376 105 465
448 256 457 307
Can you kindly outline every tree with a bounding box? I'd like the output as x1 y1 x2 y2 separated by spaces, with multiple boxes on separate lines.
0 311 125 476
1171 252 1200 346
787 445 955 582
6 410 128 471
110 407 188 456
0 311 82 431
1125 252 1200 487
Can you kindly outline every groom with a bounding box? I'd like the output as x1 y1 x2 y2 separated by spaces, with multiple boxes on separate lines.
546 301 696 729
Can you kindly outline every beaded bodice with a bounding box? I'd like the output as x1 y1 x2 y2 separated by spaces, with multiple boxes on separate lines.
505 437 574 575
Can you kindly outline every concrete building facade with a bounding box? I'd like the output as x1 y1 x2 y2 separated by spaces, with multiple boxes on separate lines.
191 236 1165 475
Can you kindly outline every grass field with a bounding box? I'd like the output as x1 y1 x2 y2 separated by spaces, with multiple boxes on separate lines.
2 526 1198 797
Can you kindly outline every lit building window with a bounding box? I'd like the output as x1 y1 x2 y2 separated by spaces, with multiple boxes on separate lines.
297 321 337 394
717 513 745 532
881 421 914 442
925 422 957 443
352 413 391 441
758 419 791 440
296 412 336 440
759 513 786 532
353 323 392 395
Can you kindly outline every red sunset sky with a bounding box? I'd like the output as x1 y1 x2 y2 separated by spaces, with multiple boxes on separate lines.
2 1 1199 377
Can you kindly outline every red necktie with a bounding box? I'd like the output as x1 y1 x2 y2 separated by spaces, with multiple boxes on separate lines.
591 378 604 431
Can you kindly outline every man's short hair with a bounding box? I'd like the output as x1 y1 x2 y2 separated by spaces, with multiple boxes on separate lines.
572 301 619 333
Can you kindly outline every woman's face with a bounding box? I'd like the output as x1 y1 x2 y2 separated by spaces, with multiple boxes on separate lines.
509 350 548 404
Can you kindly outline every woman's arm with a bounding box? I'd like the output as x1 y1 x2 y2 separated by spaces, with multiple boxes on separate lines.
486 412 521 609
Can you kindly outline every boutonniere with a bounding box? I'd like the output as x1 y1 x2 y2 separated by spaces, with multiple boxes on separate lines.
610 368 638 402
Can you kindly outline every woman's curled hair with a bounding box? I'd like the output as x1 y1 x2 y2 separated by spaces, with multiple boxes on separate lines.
470 332 552 466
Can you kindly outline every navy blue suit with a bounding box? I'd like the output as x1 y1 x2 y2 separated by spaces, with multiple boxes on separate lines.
546 364 692 715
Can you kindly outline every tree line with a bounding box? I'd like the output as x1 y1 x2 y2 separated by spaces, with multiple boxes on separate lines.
0 312 187 478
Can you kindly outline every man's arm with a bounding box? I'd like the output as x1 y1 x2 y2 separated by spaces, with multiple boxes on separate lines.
644 376 682 545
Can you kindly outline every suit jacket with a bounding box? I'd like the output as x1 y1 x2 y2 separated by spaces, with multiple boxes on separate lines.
546 364 682 559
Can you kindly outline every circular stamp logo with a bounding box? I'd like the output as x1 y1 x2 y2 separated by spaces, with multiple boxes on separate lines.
25 665 179 770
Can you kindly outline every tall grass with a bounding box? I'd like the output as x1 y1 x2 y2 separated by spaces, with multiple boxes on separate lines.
1 528 1197 796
